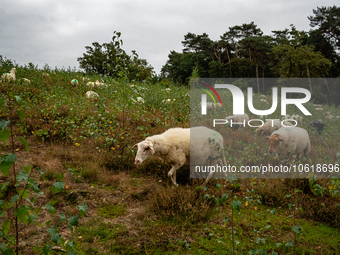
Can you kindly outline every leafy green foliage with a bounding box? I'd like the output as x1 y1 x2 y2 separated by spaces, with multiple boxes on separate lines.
77 31 154 81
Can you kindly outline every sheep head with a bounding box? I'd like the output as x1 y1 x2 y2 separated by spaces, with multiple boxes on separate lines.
266 134 283 154
133 140 155 165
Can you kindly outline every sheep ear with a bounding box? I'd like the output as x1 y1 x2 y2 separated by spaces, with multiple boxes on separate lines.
146 141 154 149
132 144 138 149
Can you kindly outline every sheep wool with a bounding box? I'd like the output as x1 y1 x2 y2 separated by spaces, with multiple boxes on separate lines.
133 126 227 186
256 120 293 135
266 126 310 161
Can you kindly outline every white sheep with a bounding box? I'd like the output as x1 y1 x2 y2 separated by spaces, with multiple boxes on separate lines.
315 108 323 111
85 91 99 99
259 95 267 99
71 79 78 86
291 114 303 122
22 78 31 84
266 126 311 161
206 102 222 110
226 114 249 128
326 112 334 120
131 97 145 104
260 99 268 104
1 68 16 82
313 104 322 107
162 99 176 103
86 80 106 89
256 120 293 136
133 126 227 186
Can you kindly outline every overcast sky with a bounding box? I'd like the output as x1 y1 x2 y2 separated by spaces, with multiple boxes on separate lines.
0 0 336 74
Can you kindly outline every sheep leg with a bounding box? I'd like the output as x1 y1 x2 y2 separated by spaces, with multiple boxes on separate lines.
168 164 181 186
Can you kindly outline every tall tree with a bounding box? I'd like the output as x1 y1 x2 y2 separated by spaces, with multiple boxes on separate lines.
308 6 340 51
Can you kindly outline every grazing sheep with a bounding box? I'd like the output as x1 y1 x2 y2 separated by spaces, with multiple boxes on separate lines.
131 97 145 104
1 68 16 82
266 126 311 161
226 114 249 128
308 119 325 134
291 114 303 122
325 112 334 120
22 78 31 84
86 80 106 89
85 91 99 99
260 99 268 104
163 99 176 103
313 104 322 107
315 108 323 111
133 126 227 186
256 120 293 136
71 79 78 86
207 102 222 110
259 94 267 99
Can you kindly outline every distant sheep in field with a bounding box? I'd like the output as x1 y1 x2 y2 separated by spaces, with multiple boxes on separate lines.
259 95 267 99
285 114 302 122
266 126 311 162
133 126 227 186
1 68 16 82
226 114 249 128
131 97 144 104
206 102 222 110
86 80 107 89
313 104 322 107
256 120 293 136
260 99 268 104
71 79 78 86
325 112 334 120
315 108 323 111
22 78 31 84
163 99 176 103
308 119 325 134
85 91 99 100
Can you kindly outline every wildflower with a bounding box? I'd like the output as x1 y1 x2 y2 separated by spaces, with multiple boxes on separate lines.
254 206 257 210
111 147 115 150
245 201 249 207
75 143 80 146
121 137 124 139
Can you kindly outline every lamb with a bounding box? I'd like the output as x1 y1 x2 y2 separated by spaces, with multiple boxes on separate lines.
133 126 227 186
266 126 311 161
308 119 325 134
1 68 16 82
226 114 249 128
256 120 293 135
85 91 99 99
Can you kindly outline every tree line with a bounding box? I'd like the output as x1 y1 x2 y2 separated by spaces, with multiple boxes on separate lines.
160 6 340 104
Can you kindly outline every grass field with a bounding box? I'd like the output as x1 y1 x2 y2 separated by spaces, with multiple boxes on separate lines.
0 66 340 254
